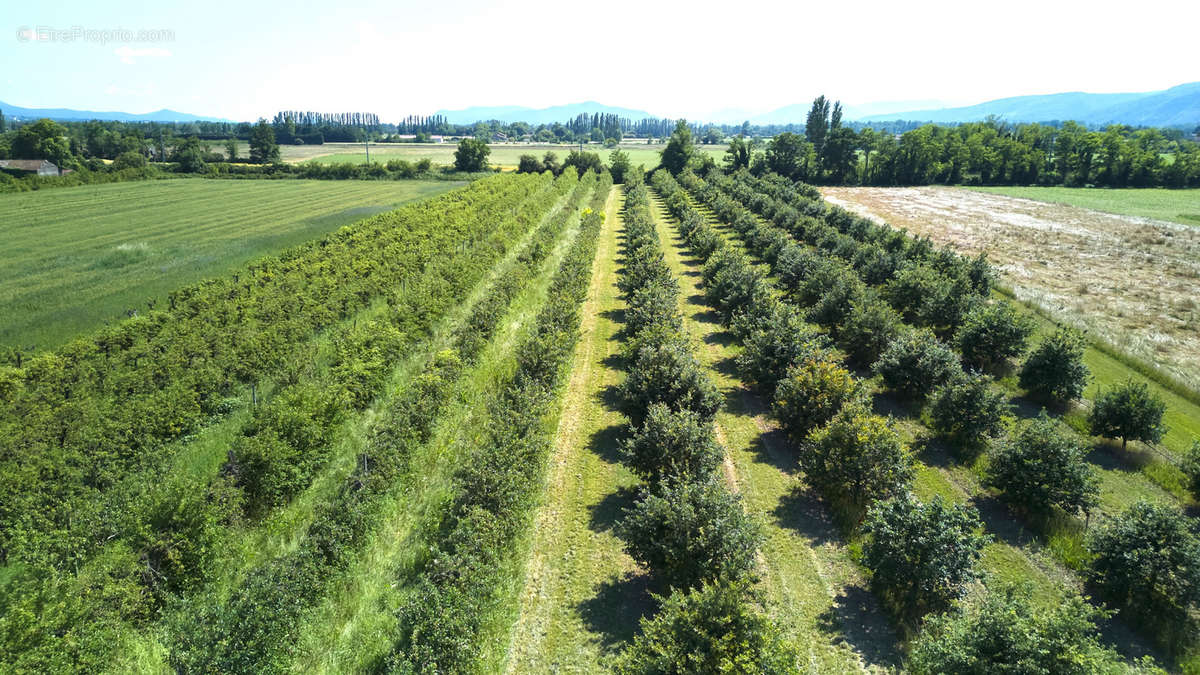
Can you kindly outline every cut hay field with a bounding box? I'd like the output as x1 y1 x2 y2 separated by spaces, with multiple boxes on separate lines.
298 142 725 169
820 186 1200 399
0 178 461 349
968 185 1200 227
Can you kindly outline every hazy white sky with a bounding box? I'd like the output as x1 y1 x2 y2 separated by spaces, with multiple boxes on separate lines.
3 0 1197 121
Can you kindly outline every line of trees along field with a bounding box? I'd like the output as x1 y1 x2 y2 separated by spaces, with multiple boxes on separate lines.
652 166 1160 671
715 102 1200 187
0 172 570 669
386 172 610 672
648 115 1200 668
608 172 795 672
171 170 600 672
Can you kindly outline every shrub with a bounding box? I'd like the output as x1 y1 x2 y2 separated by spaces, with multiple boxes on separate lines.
928 373 1009 451
624 280 681 336
986 412 1099 516
1019 327 1089 406
516 154 543 173
795 256 855 307
1087 380 1167 450
453 137 490 172
608 149 631 184
619 340 721 427
954 301 1036 371
620 404 721 484
1087 500 1200 617
618 478 762 590
774 244 822 295
1181 440 1200 499
229 383 344 515
908 584 1130 674
872 329 962 401
112 150 148 170
772 359 863 442
807 273 868 328
702 247 770 324
613 580 797 675
885 263 947 324
736 305 830 394
802 406 913 509
836 296 903 367
862 493 988 620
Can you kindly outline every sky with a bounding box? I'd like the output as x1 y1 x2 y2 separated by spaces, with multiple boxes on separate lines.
3 0 1198 123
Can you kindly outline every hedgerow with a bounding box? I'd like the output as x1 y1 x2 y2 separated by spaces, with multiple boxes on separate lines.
385 173 610 672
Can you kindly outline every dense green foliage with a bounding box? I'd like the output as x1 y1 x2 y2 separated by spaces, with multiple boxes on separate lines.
1182 440 1200 499
387 172 610 672
249 118 280 164
803 406 914 510
1 173 567 671
1087 380 1168 449
665 156 1175 668
873 329 963 401
613 580 797 675
1019 327 1090 405
1087 500 1200 619
954 300 1036 371
660 120 696 175
908 584 1132 674
862 494 988 620
620 403 722 484
735 304 830 394
772 358 863 441
986 413 1099 516
619 478 762 590
453 137 491 171
929 373 1010 451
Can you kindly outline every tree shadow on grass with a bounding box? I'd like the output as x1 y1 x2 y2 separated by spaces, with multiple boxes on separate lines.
588 421 626 466
773 483 840 547
577 571 659 654
599 307 626 328
712 354 740 379
1085 442 1147 475
588 484 639 534
912 434 961 470
869 390 922 421
966 492 1039 550
703 331 737 350
817 585 903 670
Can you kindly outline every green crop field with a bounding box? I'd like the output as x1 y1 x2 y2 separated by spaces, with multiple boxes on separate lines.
967 185 1200 226
300 142 725 169
0 178 461 349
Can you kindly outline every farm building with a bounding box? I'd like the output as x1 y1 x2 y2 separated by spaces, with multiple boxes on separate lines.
0 159 63 176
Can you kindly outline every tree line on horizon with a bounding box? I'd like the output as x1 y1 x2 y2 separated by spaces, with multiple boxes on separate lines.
706 96 1200 188
3 97 1199 188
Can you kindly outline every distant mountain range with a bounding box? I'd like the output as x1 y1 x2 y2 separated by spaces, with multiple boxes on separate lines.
431 85 1199 128
746 100 952 126
0 100 231 123
854 83 1200 127
4 82 1198 128
433 101 654 125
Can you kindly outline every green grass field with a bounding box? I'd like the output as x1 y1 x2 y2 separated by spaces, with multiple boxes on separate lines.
300 143 726 170
967 186 1200 226
0 178 461 349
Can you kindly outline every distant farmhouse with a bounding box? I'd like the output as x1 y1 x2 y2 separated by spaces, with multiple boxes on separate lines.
0 159 66 176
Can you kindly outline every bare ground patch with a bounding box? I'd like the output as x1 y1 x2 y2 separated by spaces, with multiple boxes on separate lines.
820 186 1200 392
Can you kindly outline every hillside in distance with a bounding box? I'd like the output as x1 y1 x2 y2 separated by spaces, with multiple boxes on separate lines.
433 101 655 125
854 82 1200 126
0 100 231 123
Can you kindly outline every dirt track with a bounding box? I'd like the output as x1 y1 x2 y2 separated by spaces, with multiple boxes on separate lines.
820 186 1200 391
